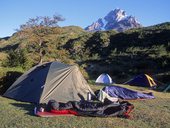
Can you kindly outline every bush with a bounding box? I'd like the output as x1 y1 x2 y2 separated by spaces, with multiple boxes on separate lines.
0 71 23 95
2 49 33 69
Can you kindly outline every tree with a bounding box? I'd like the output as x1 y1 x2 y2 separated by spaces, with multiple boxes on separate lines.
16 14 65 64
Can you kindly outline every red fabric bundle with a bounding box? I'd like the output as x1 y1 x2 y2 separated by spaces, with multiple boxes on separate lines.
51 109 78 115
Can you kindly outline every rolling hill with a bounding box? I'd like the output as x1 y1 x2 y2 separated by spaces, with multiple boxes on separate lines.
0 22 170 84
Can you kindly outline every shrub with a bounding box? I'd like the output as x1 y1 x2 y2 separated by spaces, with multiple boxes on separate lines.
2 49 32 69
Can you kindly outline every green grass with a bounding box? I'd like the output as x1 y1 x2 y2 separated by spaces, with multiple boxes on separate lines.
0 84 170 128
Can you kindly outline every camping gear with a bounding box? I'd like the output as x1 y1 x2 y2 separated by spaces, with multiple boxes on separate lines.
98 90 119 102
124 74 157 87
87 92 92 101
44 100 134 118
98 85 155 101
36 110 77 117
95 73 113 84
3 61 94 104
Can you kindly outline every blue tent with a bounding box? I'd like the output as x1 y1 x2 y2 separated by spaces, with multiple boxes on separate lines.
124 74 157 87
95 73 113 84
101 85 155 100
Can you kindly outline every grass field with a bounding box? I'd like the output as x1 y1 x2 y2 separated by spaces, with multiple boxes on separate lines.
0 84 170 128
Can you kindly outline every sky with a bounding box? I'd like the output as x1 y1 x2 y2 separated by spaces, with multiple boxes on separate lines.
0 0 170 37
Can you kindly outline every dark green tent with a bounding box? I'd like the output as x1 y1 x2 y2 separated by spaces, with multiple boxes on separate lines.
3 61 94 104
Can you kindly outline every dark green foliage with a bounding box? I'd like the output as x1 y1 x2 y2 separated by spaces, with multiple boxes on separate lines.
3 49 32 69
85 32 110 57
0 71 23 95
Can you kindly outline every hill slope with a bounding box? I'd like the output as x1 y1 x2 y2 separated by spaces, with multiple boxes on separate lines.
0 22 170 83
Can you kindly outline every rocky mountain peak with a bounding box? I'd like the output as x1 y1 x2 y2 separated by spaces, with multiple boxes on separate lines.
104 8 126 22
85 8 142 32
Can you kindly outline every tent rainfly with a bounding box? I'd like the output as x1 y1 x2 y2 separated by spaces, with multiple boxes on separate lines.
3 61 94 104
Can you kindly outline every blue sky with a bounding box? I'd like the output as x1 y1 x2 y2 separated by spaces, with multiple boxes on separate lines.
0 0 170 37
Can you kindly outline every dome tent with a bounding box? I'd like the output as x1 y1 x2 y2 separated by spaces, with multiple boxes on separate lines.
95 73 113 84
3 61 94 104
124 74 157 87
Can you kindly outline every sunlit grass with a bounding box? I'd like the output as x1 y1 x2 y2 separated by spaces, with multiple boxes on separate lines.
1 84 170 128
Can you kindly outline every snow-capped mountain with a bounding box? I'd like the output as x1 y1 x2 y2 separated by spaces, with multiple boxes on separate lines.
85 8 142 32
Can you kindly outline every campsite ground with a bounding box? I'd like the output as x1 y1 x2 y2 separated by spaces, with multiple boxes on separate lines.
0 84 170 128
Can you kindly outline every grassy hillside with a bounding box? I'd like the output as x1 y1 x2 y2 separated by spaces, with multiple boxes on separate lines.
0 85 170 128
0 22 170 84
63 23 170 83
